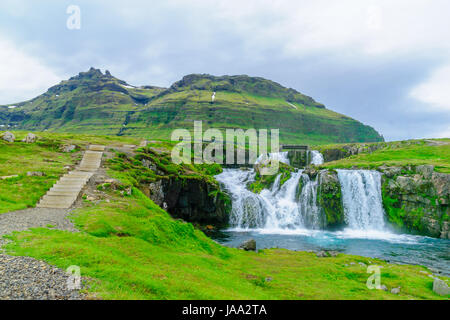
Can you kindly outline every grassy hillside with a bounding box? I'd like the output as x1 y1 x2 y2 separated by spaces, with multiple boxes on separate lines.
0 131 140 213
0 68 383 145
0 132 447 299
318 139 450 173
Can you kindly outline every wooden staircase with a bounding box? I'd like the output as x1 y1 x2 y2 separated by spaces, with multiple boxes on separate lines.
36 145 105 209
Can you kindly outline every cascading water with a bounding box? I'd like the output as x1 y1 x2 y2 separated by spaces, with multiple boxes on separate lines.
216 152 387 232
337 169 386 230
298 173 323 229
216 151 325 231
309 150 324 165
255 151 290 165
259 170 305 230
215 169 265 228
216 168 306 230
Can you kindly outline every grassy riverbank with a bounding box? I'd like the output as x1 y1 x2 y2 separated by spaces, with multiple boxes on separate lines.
3 187 448 300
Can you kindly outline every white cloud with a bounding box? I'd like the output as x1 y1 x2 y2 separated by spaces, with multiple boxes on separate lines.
410 64 450 112
0 37 61 104
153 0 450 58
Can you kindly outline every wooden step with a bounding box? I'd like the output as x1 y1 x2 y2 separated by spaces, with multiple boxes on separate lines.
89 145 105 151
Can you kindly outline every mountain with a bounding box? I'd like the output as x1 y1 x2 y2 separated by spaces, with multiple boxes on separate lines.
0 68 383 144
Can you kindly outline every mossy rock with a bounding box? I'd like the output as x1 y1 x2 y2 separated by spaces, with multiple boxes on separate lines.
317 170 344 228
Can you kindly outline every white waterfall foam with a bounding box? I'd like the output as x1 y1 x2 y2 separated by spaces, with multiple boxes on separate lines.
255 151 290 165
298 173 323 229
214 169 265 228
309 150 324 165
260 170 304 230
337 169 386 231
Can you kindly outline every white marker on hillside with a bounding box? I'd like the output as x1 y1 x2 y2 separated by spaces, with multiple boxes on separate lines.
211 92 216 103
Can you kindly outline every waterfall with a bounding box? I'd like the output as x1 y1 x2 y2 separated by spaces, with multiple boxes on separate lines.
309 150 324 165
216 152 387 233
337 169 386 230
216 167 323 230
216 168 307 230
298 173 323 229
260 170 304 230
214 169 265 228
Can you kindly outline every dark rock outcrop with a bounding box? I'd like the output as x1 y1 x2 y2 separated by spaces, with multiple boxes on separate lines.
146 176 231 227
381 165 449 239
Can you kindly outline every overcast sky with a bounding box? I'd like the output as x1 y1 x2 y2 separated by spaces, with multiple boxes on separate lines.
0 0 449 141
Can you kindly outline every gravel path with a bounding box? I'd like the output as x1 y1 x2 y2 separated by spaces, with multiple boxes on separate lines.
0 208 87 300
0 208 76 240
0 255 85 300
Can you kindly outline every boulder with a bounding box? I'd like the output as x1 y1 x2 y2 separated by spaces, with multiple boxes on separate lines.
433 278 450 296
22 133 37 143
61 144 76 153
1 131 15 142
27 171 45 177
239 239 256 251
328 250 339 257
316 250 328 257
316 250 338 257
391 287 401 294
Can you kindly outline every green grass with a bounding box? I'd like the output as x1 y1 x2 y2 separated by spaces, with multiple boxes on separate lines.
0 131 141 214
321 139 450 173
3 187 447 300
